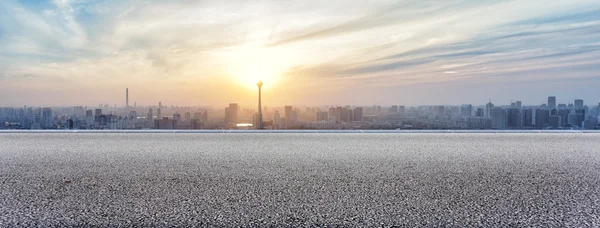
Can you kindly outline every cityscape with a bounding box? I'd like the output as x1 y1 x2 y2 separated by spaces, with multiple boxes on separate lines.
1 86 598 130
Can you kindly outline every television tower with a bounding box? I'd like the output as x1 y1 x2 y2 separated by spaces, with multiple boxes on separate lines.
256 81 263 129
126 88 129 108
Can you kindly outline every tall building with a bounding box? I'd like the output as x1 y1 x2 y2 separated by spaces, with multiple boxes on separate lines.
485 100 494 118
353 107 364 121
316 111 328 121
341 107 353 122
184 112 191 123
548 96 556 110
225 103 239 124
535 109 550 129
328 107 337 122
507 108 522 128
95 109 102 117
41 108 53 129
256 81 263 129
575 109 585 127
173 113 181 122
398 106 406 115
147 108 154 123
475 108 484 117
390 105 398 113
461 104 472 117
557 109 570 127
549 115 561 129
155 117 176 129
491 108 506 129
574 99 584 109
157 108 162 120
273 111 281 128
284 106 293 120
126 88 129 108
201 110 208 122
516 101 522 109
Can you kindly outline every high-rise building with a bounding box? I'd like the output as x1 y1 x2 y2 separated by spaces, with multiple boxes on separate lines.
225 103 238 124
557 109 569 127
155 117 176 129
475 108 484 117
353 107 364 121
129 110 137 119
328 107 337 122
126 88 129 108
273 111 281 128
147 108 154 123
390 105 398 113
95 109 102 117
461 104 473 117
184 112 191 122
575 109 585 127
485 100 494 118
507 108 522 128
201 110 208 122
41 108 53 129
549 115 561 129
341 107 352 122
256 81 263 129
398 106 405 115
316 111 328 121
437 106 445 117
548 96 556 110
574 99 584 110
173 113 181 122
516 101 522 109
491 108 506 129
157 108 162 120
535 109 550 129
284 106 292 120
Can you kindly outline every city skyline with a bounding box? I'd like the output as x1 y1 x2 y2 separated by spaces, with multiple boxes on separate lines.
1 1 600 106
2 93 599 130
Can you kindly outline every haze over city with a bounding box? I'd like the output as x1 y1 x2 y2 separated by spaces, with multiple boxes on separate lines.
1 0 600 107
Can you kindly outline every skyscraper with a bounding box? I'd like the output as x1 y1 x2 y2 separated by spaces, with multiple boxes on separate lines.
353 107 364 121
475 108 484 117
126 88 129 108
256 81 263 129
147 108 153 124
226 103 238 124
507 108 522 128
535 109 550 129
491 108 506 129
548 96 556 110
461 104 472 117
575 109 585 127
284 106 292 120
485 100 494 118
549 115 561 129
41 108 53 129
274 111 281 128
574 99 584 110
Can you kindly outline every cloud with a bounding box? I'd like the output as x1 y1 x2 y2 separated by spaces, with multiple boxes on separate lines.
1 0 600 106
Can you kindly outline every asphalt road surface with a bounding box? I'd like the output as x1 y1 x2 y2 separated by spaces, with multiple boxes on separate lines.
1 133 599 226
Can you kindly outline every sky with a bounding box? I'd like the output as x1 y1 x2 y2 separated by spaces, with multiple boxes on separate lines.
1 0 600 107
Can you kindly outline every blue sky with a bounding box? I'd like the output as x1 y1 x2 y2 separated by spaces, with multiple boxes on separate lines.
1 0 599 107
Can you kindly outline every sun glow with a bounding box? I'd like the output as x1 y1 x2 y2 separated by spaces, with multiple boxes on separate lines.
227 44 288 89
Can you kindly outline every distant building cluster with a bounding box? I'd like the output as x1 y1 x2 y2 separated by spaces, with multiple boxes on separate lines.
1 90 599 130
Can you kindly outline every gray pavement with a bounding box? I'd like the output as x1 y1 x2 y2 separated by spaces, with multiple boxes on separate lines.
1 133 599 226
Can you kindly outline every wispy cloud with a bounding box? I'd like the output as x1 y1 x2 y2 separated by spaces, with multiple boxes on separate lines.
1 0 600 106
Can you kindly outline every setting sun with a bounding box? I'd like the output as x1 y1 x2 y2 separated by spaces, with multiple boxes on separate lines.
227 44 288 90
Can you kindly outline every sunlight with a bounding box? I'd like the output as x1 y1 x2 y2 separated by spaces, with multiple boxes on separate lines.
227 44 287 90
